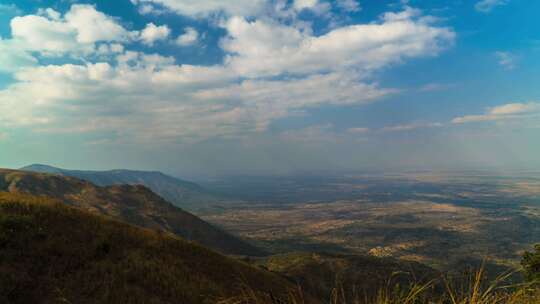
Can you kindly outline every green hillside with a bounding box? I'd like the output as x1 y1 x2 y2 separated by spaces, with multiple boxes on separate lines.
0 169 263 256
0 192 301 304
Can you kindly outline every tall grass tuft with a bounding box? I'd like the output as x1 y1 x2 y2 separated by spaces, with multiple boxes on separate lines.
222 264 540 304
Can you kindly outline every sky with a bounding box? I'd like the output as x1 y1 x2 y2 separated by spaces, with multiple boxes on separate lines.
0 0 539 177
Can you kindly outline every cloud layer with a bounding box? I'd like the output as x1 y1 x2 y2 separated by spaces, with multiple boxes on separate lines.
0 2 455 144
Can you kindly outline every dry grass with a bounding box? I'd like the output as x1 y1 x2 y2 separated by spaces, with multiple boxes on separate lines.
221 265 540 304
0 192 294 304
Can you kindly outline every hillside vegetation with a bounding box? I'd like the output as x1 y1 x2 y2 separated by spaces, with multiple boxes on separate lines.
0 192 301 304
256 252 438 300
21 164 220 211
0 169 263 256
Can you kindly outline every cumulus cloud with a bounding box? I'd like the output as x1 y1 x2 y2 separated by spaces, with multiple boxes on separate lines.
11 14 86 54
0 39 38 72
0 4 455 143
0 60 387 140
139 23 171 46
176 27 199 46
221 7 454 78
475 0 508 13
452 103 540 124
64 5 130 44
8 4 131 57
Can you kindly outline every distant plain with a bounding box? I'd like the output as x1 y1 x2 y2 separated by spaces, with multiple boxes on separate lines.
199 172 540 271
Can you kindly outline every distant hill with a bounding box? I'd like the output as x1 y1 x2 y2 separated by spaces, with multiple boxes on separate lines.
0 169 264 256
0 192 301 304
20 164 219 211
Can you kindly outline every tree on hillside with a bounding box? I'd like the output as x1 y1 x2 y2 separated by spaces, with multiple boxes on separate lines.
522 244 540 282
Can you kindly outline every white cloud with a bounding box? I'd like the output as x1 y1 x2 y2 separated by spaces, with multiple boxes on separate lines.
0 56 237 139
96 43 125 55
195 72 393 131
136 3 168 15
8 4 131 57
452 103 540 124
336 0 361 12
0 5 455 142
293 0 318 10
139 23 171 46
0 38 38 72
381 122 443 132
221 8 454 78
495 51 517 70
10 14 84 54
292 0 331 15
37 8 61 21
65 5 130 44
0 59 390 140
176 27 199 46
475 0 508 13
490 103 536 115
131 0 267 18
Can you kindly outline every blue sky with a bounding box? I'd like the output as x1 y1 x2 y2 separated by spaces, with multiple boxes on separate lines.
0 0 539 177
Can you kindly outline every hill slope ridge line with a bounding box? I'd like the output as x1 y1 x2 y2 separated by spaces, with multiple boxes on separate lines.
0 169 264 256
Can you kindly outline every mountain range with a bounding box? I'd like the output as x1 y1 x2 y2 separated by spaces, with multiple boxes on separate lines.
0 169 262 256
20 164 219 211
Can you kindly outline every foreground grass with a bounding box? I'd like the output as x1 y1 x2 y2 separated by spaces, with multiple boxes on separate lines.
221 266 540 304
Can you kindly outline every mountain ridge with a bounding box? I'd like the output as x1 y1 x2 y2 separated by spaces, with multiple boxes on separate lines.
20 164 218 211
0 168 263 256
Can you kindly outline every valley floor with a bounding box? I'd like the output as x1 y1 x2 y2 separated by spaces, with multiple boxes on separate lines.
201 172 540 272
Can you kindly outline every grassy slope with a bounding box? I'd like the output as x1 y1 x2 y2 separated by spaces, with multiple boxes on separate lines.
0 169 264 256
0 192 301 304
20 164 219 211
255 252 438 300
